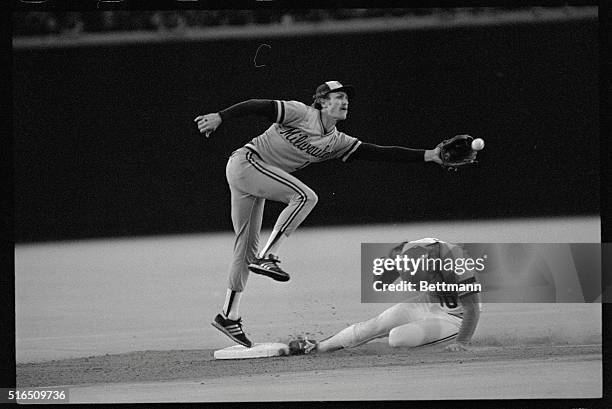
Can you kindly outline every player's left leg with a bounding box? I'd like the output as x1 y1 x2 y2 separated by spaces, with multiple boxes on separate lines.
241 153 318 279
245 155 318 260
316 302 431 353
388 312 462 348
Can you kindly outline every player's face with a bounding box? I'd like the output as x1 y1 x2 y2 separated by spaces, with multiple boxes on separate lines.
321 92 349 120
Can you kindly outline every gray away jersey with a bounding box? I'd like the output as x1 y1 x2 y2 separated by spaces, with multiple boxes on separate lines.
245 100 362 173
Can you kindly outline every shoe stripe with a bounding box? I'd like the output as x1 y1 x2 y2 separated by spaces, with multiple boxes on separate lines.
248 264 289 281
251 264 283 273
253 262 285 273
212 322 251 347
261 263 277 269
246 151 307 234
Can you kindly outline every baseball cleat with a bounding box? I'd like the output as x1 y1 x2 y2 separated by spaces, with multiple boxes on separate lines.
288 338 318 355
211 313 253 348
248 255 290 282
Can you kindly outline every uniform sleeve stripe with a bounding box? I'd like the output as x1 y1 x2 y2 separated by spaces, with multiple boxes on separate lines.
341 140 362 162
276 100 285 123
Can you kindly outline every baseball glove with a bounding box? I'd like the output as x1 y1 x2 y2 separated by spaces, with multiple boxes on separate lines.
436 134 479 171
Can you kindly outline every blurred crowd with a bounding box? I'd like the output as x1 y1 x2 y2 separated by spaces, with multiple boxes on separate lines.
12 8 555 37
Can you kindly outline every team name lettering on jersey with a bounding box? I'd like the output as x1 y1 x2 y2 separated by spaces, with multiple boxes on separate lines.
245 100 361 173
279 128 334 159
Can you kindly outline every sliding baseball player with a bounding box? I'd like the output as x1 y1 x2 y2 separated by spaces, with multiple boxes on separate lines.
289 238 482 354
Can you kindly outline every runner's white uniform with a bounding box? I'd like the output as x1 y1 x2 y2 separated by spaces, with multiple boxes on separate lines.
320 239 481 350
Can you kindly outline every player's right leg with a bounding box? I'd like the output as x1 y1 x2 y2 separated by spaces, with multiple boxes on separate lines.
316 303 431 353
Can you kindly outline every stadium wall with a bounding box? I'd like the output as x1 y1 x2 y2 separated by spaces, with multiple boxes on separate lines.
13 17 599 242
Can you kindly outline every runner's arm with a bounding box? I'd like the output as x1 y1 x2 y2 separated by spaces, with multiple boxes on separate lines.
456 292 481 345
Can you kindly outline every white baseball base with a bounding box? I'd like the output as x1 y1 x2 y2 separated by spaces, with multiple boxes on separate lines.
213 342 290 360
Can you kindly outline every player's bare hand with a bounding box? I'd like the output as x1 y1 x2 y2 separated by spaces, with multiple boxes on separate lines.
194 113 222 137
424 147 443 165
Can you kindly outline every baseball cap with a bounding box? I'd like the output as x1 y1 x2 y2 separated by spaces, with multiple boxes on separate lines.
313 81 355 100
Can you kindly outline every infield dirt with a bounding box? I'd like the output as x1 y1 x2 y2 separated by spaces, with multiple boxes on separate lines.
15 218 602 401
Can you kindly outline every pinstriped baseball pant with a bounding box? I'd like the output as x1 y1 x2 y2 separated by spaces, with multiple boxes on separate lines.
225 147 318 291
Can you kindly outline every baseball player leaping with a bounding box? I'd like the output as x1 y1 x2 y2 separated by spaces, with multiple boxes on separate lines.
195 81 445 348
289 238 482 354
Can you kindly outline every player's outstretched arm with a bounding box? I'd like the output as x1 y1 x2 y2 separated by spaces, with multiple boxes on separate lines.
349 143 442 165
194 99 277 137
445 292 481 351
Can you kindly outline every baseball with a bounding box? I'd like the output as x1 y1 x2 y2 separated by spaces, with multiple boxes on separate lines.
471 138 485 151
